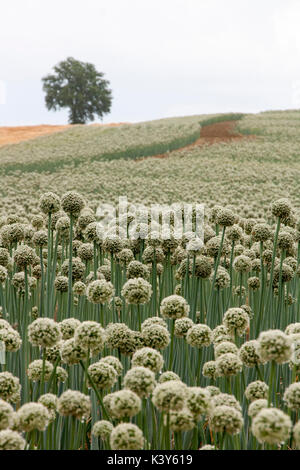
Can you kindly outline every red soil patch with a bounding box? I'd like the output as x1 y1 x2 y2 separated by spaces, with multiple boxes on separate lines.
137 120 255 161
0 122 128 147
0 125 71 146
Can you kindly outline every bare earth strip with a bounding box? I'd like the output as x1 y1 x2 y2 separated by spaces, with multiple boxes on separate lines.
136 121 255 161
0 122 128 147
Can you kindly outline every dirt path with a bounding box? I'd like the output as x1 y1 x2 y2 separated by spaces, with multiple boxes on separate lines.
0 122 128 147
0 119 253 153
137 120 255 161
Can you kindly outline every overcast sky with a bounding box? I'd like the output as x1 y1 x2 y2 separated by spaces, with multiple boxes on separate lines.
1 0 300 125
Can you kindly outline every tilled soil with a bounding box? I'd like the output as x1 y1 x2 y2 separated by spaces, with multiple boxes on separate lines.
137 120 255 161
0 122 128 147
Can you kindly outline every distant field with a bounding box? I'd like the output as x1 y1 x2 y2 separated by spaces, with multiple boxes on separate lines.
0 115 208 172
0 110 300 217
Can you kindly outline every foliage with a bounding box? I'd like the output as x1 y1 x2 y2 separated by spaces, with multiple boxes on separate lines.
42 57 112 124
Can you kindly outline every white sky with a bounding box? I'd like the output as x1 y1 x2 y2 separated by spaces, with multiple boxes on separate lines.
1 0 300 125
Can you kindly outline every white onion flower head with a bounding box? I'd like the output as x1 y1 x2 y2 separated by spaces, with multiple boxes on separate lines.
169 408 195 432
214 341 238 358
152 380 187 412
100 356 123 376
160 295 190 319
121 277 152 305
186 324 212 348
285 323 300 336
233 255 252 273
0 319 12 332
131 347 164 373
74 321 105 354
88 361 118 390
248 399 268 418
186 387 211 418
45 342 64 364
239 340 263 367
60 338 88 365
142 325 170 350
211 267 230 290
109 390 141 419
213 333 233 345
61 191 85 215
87 279 115 304
223 308 249 337
57 390 91 421
39 192 60 214
271 198 292 220
0 430 26 450
283 382 300 410
59 318 81 340
73 281 86 296
38 393 58 412
0 328 22 352
257 329 292 364
105 322 133 351
158 371 181 384
212 325 230 342
28 318 62 348
209 405 243 434
123 367 156 398
27 359 53 382
56 366 68 383
186 238 204 255
216 353 243 377
92 420 114 440
110 423 144 450
0 372 21 401
174 318 194 338
202 361 218 381
252 408 292 445
17 402 50 432
38 393 58 422
103 393 116 416
211 393 242 414
245 381 269 402
0 399 14 430
141 317 168 330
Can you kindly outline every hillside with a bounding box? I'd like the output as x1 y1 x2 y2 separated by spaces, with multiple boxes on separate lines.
1 110 300 218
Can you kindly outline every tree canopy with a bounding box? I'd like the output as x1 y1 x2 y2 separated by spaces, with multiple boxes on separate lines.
42 57 112 124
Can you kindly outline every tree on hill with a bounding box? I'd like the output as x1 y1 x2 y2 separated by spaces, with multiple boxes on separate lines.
42 57 112 124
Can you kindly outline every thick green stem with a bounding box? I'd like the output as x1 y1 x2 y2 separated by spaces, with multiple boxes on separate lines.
67 214 74 317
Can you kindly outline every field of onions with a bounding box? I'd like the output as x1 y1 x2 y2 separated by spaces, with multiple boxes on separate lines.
0 115 207 173
1 189 300 451
2 111 300 222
